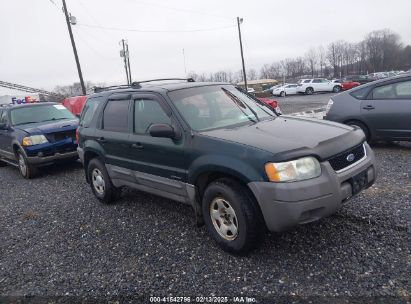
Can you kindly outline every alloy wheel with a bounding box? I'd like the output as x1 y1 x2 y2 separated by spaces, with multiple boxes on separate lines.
209 197 239 241
92 168 106 195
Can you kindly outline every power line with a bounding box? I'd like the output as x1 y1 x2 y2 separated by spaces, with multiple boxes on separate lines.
76 23 236 33
135 0 233 21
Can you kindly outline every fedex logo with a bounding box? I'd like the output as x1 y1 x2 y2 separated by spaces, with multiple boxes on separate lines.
12 96 39 104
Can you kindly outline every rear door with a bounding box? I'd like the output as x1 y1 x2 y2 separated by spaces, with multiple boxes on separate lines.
95 94 132 168
286 84 297 95
361 79 411 139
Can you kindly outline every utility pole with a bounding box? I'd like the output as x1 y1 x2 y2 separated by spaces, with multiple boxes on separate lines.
62 0 86 95
126 43 132 84
237 17 247 91
121 39 130 85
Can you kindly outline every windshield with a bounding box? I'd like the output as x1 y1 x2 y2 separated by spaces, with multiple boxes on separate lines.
169 85 275 131
11 104 76 126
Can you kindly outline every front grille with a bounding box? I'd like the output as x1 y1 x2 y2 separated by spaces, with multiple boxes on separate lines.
45 130 76 143
328 144 366 172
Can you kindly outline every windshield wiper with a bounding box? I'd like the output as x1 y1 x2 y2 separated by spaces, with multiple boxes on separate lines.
42 118 67 122
221 88 259 122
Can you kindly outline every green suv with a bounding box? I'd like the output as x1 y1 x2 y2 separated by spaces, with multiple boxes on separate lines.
77 79 376 254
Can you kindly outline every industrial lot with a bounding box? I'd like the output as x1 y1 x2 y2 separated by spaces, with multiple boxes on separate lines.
1 0 411 303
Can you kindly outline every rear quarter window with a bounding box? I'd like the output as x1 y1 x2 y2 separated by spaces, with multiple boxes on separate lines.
350 87 369 100
80 96 102 127
102 99 130 132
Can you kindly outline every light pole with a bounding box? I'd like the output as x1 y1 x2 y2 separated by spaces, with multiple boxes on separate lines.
237 17 247 91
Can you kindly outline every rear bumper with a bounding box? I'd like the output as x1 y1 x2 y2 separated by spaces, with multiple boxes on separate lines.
248 143 376 232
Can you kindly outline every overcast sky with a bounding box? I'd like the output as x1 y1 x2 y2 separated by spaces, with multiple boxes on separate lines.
1 0 411 94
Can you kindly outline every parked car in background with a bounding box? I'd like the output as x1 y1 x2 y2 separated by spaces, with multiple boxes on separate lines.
62 95 87 117
0 102 79 178
345 75 375 85
78 79 376 254
341 79 361 90
256 97 282 114
324 74 411 142
297 78 342 95
272 83 298 97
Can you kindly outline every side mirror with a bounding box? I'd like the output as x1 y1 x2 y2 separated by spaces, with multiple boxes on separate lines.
149 123 177 139
0 123 8 130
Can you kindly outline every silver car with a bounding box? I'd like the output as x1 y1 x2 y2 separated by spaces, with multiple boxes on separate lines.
324 74 411 142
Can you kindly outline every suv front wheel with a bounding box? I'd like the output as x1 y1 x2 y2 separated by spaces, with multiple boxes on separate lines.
202 178 263 255
87 158 120 204
305 87 314 95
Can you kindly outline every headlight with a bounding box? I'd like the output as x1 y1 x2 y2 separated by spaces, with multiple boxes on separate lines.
22 135 48 146
265 156 321 182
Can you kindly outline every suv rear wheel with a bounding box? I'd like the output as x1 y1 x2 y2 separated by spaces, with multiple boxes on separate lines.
280 91 286 97
87 158 120 204
333 85 342 93
305 87 314 95
202 178 263 255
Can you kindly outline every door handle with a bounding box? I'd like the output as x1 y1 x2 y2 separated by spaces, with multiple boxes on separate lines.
131 143 144 150
96 137 107 143
362 105 375 110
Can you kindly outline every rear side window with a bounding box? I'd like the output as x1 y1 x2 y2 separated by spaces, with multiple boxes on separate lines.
134 99 171 134
350 87 369 100
372 80 411 99
103 100 130 132
80 97 102 127
395 81 411 98
304 80 311 83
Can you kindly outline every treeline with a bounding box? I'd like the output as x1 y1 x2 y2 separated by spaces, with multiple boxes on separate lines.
188 29 411 83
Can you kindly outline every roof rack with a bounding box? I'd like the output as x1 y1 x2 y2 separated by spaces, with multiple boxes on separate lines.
93 78 195 93
131 78 195 88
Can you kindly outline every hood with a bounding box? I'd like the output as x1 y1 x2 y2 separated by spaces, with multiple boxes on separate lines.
15 119 79 134
201 116 365 161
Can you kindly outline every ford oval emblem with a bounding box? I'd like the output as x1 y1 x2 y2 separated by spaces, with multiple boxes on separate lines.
346 153 355 162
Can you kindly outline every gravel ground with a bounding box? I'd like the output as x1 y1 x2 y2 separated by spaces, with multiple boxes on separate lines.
0 143 410 303
273 93 334 115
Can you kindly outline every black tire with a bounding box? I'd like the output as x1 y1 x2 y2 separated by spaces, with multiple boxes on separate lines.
17 150 37 179
305 87 314 95
87 158 120 204
333 85 342 93
346 120 370 142
202 178 264 255
280 91 286 97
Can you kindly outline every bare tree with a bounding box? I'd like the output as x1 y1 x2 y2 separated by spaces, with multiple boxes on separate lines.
318 46 326 77
305 48 318 77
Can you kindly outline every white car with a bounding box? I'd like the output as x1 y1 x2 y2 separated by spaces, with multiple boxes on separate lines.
272 83 298 97
296 78 342 95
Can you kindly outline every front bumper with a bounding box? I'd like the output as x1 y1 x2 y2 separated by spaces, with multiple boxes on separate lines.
248 143 376 232
24 139 78 165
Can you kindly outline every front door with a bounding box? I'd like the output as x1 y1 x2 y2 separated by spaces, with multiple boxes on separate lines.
361 79 411 139
127 94 187 196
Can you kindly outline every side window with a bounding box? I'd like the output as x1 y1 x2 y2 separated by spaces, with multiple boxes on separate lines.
304 80 311 83
395 80 411 98
103 100 130 132
80 97 102 127
134 99 171 134
350 87 369 100
313 79 321 83
372 83 396 99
